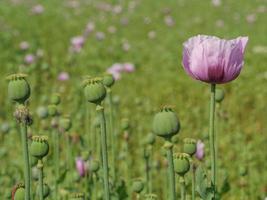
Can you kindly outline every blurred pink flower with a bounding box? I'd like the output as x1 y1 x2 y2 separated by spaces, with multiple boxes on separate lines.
148 31 156 39
76 157 86 177
31 4 44 14
195 140 205 160
182 35 248 84
58 72 70 81
108 26 117 34
70 36 85 53
84 22 95 36
120 17 129 26
19 41 29 50
164 15 175 27
123 63 135 73
95 32 105 41
24 54 35 64
113 5 122 14
211 0 221 7
215 19 224 28
122 42 131 52
246 14 256 24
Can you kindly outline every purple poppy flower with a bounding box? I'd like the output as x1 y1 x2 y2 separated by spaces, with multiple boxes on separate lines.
182 35 248 84
123 63 135 73
31 4 44 14
24 54 35 64
195 140 205 160
70 36 85 53
95 32 105 41
76 157 86 177
211 0 221 7
246 14 256 24
58 72 70 81
84 22 95 36
164 15 175 27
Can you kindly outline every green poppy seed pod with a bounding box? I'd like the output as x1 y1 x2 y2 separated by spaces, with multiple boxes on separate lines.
239 166 248 177
50 93 61 105
145 132 156 145
215 88 224 103
70 193 85 200
36 106 49 119
12 183 25 200
83 78 106 104
31 155 38 167
144 193 158 200
36 183 50 198
59 116 72 132
174 153 190 176
102 74 115 87
47 105 58 117
7 74 30 104
1 122 10 134
90 160 100 173
121 118 130 130
152 107 180 139
30 136 49 159
131 178 144 193
183 138 197 156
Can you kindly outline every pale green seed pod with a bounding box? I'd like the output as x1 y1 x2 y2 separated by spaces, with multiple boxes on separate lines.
145 132 156 145
90 160 100 173
1 122 10 134
36 183 50 198
7 74 31 104
59 116 72 131
36 106 49 119
83 78 106 104
50 93 61 105
47 105 58 117
183 138 197 156
215 88 224 103
30 136 49 159
102 74 115 87
31 155 38 167
174 153 190 176
152 107 180 139
132 178 144 193
13 183 25 200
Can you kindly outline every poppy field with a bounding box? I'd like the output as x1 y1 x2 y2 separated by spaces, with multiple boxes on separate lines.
0 0 266 199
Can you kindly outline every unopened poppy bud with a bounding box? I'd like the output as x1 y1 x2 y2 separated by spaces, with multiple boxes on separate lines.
48 105 58 117
50 93 61 105
70 193 85 200
131 178 144 193
121 118 130 130
102 74 115 87
174 153 190 176
215 88 224 103
30 136 49 159
144 193 158 200
145 132 155 145
83 78 106 104
7 74 31 104
12 183 25 200
183 138 197 156
59 116 72 131
152 106 180 139
90 160 100 173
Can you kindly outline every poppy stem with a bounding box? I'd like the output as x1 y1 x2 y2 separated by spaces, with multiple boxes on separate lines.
37 160 44 200
209 83 217 197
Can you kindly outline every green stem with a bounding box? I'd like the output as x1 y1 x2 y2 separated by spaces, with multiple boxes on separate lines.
53 128 59 199
180 176 186 200
20 122 31 200
107 89 116 181
37 160 44 200
97 105 110 200
144 147 150 193
166 145 176 200
209 83 216 197
191 160 195 200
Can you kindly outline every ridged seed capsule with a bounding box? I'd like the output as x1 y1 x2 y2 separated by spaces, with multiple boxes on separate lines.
152 106 180 139
102 74 115 87
183 138 197 156
30 136 49 159
173 153 190 176
59 116 72 132
7 74 31 104
83 78 106 104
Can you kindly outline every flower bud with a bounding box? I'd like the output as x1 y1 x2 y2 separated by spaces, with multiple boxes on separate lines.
131 178 144 193
102 74 115 87
30 136 49 159
83 78 106 104
215 88 224 103
7 74 31 104
183 138 197 156
145 132 156 145
50 93 61 105
152 107 180 139
48 105 58 117
144 193 158 200
12 183 25 200
174 153 190 176
90 160 100 173
59 116 72 132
